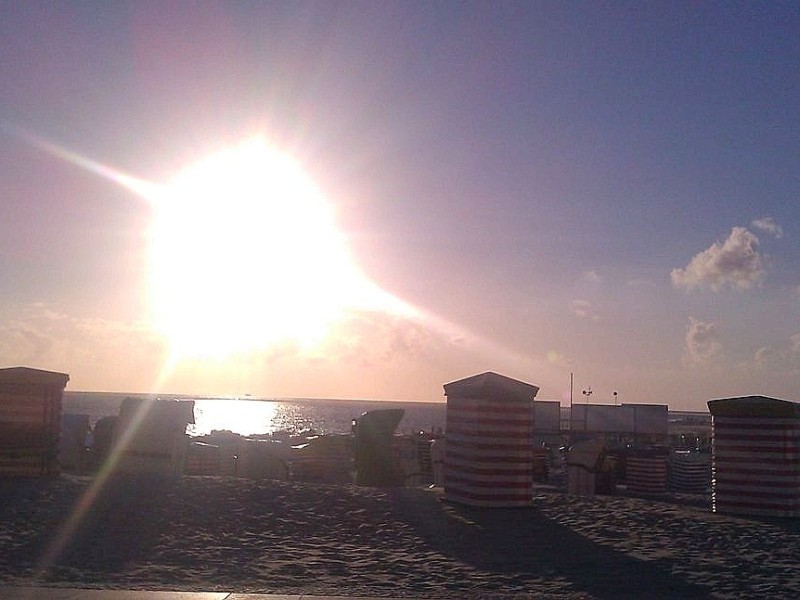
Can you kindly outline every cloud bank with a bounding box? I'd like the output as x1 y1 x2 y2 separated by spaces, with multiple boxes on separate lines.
0 305 169 390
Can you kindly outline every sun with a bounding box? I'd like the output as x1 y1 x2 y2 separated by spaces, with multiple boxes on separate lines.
147 138 387 358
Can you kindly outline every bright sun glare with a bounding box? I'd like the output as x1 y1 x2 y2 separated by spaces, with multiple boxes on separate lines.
148 138 394 358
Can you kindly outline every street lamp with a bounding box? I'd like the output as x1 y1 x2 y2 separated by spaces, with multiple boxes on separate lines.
578 388 592 435
582 388 592 404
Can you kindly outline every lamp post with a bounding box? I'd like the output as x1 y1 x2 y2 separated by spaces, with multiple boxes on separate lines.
581 388 592 434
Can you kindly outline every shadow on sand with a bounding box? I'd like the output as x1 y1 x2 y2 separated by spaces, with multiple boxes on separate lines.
390 488 712 599
7 475 176 580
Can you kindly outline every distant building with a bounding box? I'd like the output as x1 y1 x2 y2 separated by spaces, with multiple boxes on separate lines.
569 403 668 442
532 400 561 433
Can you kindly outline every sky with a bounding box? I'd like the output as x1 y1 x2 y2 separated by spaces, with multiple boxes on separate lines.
1 2 799 410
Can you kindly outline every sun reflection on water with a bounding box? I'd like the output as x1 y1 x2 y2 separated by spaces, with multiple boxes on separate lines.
188 399 281 437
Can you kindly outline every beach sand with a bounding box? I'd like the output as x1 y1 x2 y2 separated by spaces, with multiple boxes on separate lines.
1 475 799 599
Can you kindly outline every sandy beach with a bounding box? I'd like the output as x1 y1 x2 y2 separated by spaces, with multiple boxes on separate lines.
1 475 799 599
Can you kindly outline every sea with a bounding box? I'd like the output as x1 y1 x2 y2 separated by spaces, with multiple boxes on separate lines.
63 391 709 439
63 391 447 438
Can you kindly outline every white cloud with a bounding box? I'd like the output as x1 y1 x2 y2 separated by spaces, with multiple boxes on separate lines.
754 345 779 369
546 350 575 368
570 299 599 321
581 270 602 284
683 317 723 366
752 333 800 372
751 216 783 239
671 227 765 291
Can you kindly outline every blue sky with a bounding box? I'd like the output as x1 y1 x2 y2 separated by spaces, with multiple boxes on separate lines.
1 2 798 409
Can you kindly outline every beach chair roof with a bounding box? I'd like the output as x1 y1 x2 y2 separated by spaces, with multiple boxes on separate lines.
707 395 800 418
0 366 69 386
443 371 539 401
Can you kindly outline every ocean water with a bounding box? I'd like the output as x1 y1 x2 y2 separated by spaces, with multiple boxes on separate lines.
63 392 708 440
63 391 446 437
